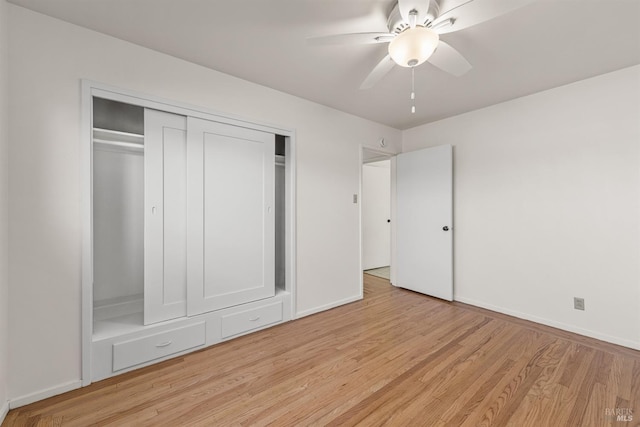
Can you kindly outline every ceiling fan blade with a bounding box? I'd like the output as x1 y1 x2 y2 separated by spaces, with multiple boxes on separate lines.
433 0 535 34
428 41 472 76
307 32 395 46
398 0 431 27
360 55 396 89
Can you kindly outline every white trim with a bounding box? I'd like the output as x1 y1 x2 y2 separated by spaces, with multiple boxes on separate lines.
285 134 298 318
455 296 640 351
9 380 82 409
80 80 93 387
0 400 8 424
358 146 364 301
296 295 362 319
85 80 293 137
389 156 397 286
362 147 395 164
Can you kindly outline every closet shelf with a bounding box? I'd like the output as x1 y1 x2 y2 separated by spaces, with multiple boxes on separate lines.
94 293 143 322
93 288 291 342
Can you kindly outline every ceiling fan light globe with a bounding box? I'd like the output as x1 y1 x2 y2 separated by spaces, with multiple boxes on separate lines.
388 26 439 67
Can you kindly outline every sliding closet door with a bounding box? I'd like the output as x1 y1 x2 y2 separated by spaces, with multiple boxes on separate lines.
187 117 275 315
144 109 188 325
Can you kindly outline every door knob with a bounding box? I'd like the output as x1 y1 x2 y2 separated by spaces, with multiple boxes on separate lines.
442 226 449 231
387 219 391 223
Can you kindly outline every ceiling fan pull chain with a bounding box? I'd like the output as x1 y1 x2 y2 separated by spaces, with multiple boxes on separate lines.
411 66 416 114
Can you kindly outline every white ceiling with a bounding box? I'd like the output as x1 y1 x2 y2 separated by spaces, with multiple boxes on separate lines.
8 0 640 129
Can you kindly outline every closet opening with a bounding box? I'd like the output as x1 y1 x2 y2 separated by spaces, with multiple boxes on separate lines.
275 134 286 293
92 98 145 338
83 81 297 384
91 100 292 338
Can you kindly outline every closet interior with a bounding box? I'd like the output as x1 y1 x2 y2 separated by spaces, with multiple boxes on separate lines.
93 98 145 337
90 95 292 381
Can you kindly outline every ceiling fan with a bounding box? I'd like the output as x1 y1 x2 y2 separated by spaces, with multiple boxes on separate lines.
309 0 534 90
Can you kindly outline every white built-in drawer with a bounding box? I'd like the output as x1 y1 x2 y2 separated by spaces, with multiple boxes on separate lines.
221 301 283 338
113 322 205 371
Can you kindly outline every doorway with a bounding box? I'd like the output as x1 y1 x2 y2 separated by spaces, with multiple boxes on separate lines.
360 144 454 302
362 159 391 279
361 148 394 285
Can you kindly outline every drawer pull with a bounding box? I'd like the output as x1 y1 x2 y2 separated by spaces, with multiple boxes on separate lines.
156 341 172 348
220 302 282 338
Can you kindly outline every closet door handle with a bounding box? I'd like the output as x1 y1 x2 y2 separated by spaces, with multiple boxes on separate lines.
249 316 261 322
156 341 172 348
152 206 157 215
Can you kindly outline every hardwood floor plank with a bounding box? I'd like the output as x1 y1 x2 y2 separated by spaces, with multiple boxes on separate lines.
631 360 640 406
567 350 605 426
325 318 493 426
4 275 640 427
388 324 526 425
510 340 575 427
472 357 545 426
441 358 516 426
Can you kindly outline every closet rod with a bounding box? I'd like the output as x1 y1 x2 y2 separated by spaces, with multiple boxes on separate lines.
93 138 144 151
93 127 144 139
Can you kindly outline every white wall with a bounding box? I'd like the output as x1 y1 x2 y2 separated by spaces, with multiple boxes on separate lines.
403 65 640 349
0 0 9 420
7 6 401 402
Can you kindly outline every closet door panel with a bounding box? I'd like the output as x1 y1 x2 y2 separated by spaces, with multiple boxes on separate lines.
144 109 188 325
187 117 275 315
203 134 264 294
163 128 188 303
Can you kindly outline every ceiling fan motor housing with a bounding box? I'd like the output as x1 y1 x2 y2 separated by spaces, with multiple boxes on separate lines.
387 0 440 34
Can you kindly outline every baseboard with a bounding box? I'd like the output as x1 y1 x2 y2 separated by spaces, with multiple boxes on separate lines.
296 294 362 319
454 295 640 351
0 400 8 424
9 380 82 409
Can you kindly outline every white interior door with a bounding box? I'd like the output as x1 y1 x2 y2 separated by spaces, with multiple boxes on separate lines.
396 144 453 301
362 161 391 270
144 109 188 324
187 117 275 315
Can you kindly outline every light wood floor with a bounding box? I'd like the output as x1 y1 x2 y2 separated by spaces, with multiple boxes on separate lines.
5 275 640 426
